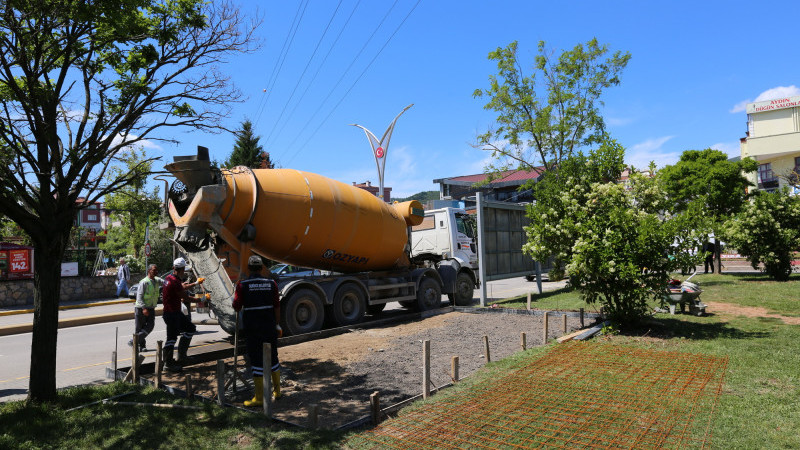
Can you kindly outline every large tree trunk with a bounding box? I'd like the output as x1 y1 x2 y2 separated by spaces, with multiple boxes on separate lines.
27 233 67 402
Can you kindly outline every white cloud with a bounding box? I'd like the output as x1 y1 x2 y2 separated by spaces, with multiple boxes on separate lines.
106 133 162 153
625 136 680 169
605 116 634 127
731 85 800 113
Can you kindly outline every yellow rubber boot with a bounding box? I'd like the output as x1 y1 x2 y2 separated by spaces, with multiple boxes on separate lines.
271 371 282 399
244 376 263 407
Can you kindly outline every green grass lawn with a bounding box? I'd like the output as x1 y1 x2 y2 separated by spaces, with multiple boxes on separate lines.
0 383 345 449
3 271 799 448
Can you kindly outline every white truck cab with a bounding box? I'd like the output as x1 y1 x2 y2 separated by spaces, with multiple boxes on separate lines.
410 207 478 270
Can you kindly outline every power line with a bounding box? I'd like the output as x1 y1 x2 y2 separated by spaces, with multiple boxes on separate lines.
263 0 345 147
254 0 310 127
285 0 423 166
265 0 363 151
278 0 402 162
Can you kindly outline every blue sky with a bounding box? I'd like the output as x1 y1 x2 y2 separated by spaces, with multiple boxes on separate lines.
151 0 800 197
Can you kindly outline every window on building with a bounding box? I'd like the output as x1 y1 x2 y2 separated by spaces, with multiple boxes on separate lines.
758 163 779 190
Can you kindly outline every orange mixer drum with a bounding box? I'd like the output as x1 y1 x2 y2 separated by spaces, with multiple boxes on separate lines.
211 167 423 272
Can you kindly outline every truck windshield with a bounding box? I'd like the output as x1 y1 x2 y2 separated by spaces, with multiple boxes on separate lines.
455 213 476 239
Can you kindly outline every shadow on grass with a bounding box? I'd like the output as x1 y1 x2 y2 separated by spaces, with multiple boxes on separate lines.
624 316 772 341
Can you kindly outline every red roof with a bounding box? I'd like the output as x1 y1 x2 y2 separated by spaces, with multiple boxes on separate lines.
437 168 545 186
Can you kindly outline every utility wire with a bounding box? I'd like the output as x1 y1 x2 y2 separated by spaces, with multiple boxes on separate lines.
254 0 310 127
284 0 423 166
278 0 402 162
265 0 363 151
263 0 344 147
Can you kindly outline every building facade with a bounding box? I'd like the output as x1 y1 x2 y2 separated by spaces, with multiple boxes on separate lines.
740 94 800 192
433 169 545 205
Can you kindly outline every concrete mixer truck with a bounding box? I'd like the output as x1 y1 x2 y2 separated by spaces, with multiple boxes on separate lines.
164 148 479 336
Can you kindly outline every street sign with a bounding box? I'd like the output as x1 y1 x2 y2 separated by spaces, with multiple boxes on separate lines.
144 242 151 257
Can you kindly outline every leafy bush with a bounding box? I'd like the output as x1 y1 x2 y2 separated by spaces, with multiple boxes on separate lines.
723 189 800 281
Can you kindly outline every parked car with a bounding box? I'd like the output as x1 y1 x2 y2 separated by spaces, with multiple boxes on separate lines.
269 264 322 278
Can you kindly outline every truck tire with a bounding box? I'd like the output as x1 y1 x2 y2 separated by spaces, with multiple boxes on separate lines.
281 288 324 335
417 277 442 311
331 284 366 326
447 272 474 306
366 303 386 315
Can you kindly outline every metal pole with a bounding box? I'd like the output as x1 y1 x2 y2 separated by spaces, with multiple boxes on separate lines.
476 192 488 307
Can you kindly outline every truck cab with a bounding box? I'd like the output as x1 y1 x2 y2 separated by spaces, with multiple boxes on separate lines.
410 207 478 270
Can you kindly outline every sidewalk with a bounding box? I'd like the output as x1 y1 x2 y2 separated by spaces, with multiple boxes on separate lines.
0 297 139 336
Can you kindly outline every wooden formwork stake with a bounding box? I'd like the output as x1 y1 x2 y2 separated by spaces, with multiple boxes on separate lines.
132 335 139 383
185 374 193 399
521 332 527 351
543 311 549 344
527 292 531 310
156 341 163 388
308 404 319 430
580 308 585 328
483 335 491 363
563 314 568 334
370 391 380 426
263 343 273 418
216 360 225 406
451 356 459 383
422 340 431 399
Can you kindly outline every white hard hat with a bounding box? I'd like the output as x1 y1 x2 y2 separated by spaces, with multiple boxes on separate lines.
173 257 187 269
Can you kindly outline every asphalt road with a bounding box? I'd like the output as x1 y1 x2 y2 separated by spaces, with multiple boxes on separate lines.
0 275 564 403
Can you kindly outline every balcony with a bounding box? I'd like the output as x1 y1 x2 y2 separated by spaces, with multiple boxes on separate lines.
745 132 800 160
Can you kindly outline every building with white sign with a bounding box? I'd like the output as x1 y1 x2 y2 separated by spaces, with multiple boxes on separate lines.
740 94 800 192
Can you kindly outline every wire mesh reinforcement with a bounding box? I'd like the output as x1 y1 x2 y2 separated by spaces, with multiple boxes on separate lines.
348 341 728 449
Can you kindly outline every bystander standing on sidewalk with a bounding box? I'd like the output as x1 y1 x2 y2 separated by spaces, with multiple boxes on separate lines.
116 258 131 298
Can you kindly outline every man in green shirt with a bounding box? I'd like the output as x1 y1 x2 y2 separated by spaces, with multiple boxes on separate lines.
128 264 165 351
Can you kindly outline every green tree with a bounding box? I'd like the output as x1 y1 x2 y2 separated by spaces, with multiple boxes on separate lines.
0 0 256 402
723 189 800 281
102 150 162 259
224 119 273 169
523 141 698 325
524 137 627 270
474 39 631 173
0 216 30 244
659 149 758 220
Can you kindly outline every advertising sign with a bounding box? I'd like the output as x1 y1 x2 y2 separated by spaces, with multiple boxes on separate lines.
9 249 29 273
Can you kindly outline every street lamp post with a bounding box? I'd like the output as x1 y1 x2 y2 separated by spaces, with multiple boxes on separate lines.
351 104 413 201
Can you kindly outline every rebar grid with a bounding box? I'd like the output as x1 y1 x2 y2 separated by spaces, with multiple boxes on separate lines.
349 341 728 449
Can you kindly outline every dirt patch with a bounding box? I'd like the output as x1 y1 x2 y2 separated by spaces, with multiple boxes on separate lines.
704 301 800 325
159 310 587 429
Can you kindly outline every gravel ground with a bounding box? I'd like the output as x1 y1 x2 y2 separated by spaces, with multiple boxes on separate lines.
160 309 592 429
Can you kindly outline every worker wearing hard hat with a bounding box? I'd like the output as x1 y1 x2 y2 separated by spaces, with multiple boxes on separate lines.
233 255 282 407
161 257 204 372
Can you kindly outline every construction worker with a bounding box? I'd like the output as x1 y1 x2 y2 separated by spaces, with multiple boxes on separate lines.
161 257 203 372
233 255 282 407
128 264 164 351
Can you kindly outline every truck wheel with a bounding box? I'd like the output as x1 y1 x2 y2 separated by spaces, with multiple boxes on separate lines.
417 278 442 311
366 303 386 315
281 288 324 335
331 284 366 326
448 272 474 306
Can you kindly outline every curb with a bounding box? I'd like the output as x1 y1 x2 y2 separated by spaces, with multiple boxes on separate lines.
0 298 134 317
0 308 162 337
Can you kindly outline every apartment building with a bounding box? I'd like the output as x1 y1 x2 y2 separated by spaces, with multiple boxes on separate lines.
740 94 800 192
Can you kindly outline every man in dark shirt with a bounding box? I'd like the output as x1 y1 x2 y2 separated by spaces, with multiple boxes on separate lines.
161 257 203 372
233 255 282 407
